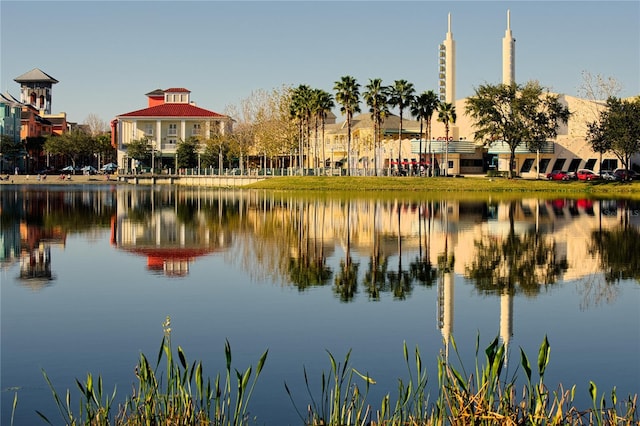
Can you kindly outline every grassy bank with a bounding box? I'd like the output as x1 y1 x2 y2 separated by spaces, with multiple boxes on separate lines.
246 176 640 199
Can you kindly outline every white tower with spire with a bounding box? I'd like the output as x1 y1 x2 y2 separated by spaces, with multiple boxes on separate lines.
439 13 456 103
502 10 516 85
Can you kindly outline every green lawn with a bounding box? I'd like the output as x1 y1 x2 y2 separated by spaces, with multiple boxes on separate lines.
246 175 640 199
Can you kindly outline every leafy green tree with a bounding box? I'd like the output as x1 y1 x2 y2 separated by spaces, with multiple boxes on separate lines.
125 138 151 168
587 96 640 174
176 137 199 169
437 102 456 176
387 80 415 172
0 135 23 173
95 133 116 165
334 76 361 176
465 81 570 178
363 78 389 175
44 129 93 168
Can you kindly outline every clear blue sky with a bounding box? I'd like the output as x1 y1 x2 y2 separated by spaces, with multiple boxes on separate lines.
2 1 638 126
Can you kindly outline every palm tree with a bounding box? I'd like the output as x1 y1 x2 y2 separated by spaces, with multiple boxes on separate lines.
312 89 334 171
334 76 361 176
290 85 312 173
410 92 434 171
363 78 389 176
387 80 415 174
421 91 440 176
437 101 456 176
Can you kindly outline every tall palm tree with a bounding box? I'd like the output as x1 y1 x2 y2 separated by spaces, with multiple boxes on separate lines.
334 76 361 176
421 91 440 176
410 92 431 169
363 78 389 176
290 85 312 172
437 101 456 176
387 80 415 174
312 89 334 171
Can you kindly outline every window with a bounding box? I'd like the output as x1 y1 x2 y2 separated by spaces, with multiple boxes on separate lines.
168 139 176 145
584 158 597 170
538 158 551 173
168 124 177 136
192 124 201 136
144 124 154 136
520 158 534 173
551 158 566 171
568 158 581 172
601 159 617 171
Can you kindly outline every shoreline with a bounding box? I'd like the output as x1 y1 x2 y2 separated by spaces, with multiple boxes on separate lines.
0 174 121 185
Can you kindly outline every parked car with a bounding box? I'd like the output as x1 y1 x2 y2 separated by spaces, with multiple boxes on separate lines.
575 169 599 181
613 168 638 181
600 170 619 181
546 170 572 181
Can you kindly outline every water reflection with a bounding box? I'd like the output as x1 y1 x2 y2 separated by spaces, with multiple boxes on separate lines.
2 187 638 293
1 187 117 290
1 186 638 424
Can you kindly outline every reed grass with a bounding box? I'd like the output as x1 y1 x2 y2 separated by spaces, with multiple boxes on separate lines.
29 322 637 425
36 316 268 426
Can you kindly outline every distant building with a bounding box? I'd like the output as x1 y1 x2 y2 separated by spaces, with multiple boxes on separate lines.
113 88 233 173
14 68 58 116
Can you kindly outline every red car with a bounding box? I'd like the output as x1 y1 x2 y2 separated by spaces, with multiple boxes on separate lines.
576 169 599 181
547 170 572 181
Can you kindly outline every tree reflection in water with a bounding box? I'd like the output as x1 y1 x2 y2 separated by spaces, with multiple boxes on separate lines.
464 200 568 296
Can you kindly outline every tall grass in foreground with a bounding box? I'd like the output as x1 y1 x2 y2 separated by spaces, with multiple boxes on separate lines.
30 325 636 425
36 316 268 425
287 336 637 425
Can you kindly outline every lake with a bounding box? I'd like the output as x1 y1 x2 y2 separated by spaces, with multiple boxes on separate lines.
1 184 639 425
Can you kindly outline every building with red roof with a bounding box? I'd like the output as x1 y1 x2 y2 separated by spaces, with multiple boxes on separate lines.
112 88 232 173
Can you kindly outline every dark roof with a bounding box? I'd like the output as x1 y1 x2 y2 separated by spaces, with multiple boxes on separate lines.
14 68 59 84
145 89 165 97
118 103 226 118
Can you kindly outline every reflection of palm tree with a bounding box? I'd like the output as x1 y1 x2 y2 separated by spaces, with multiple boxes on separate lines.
334 200 359 301
387 200 412 299
409 202 437 286
363 201 388 300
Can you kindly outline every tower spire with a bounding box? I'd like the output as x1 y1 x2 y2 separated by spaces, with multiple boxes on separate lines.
502 9 515 85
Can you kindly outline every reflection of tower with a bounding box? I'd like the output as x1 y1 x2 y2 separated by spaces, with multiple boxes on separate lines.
19 245 53 290
438 270 455 360
499 288 513 366
14 68 58 115
439 13 456 103
502 10 516 85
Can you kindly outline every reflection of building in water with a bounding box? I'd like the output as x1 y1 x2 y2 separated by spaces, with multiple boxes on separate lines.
17 220 65 290
114 189 232 276
437 270 455 360
500 289 513 364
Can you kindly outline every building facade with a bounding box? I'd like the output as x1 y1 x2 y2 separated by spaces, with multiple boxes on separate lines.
113 88 233 173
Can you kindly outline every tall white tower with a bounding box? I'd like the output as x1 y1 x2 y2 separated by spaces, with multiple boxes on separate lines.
502 10 516 85
439 13 456 103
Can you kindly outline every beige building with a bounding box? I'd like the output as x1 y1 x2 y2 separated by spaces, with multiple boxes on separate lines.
112 88 233 173
320 11 638 177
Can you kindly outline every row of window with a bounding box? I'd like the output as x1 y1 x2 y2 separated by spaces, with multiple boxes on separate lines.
519 158 617 174
142 123 200 137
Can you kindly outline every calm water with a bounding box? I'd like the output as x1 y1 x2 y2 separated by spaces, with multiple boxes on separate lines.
1 185 639 425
